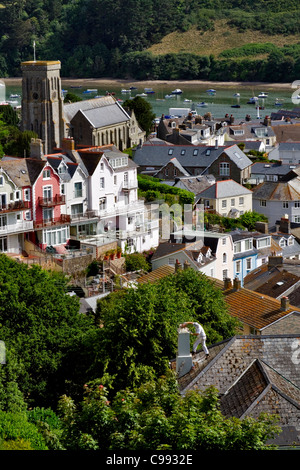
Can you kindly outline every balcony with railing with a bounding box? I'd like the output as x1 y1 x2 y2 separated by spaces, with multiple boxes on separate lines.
70 210 99 224
122 180 138 191
0 200 30 213
38 195 66 207
98 200 145 218
34 214 71 229
0 219 34 235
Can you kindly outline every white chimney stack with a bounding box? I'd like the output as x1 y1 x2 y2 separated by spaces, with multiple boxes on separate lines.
176 327 193 378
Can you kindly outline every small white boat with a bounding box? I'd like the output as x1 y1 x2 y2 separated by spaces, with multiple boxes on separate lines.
258 92 268 98
206 89 216 94
184 99 192 102
144 87 155 94
233 93 240 97
87 89 97 92
165 94 175 99
9 93 21 99
247 96 258 104
274 98 283 106
121 89 131 93
196 102 208 107
136 93 147 97
171 88 183 94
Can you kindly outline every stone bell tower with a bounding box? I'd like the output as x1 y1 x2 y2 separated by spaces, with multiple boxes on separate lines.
21 60 67 155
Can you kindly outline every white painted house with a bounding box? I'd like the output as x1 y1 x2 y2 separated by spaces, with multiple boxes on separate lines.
78 145 159 253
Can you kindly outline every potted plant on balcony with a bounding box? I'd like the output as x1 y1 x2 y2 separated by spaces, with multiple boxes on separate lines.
109 249 116 260
116 246 122 258
103 251 110 261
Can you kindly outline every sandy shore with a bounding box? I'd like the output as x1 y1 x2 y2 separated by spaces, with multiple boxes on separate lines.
2 77 294 90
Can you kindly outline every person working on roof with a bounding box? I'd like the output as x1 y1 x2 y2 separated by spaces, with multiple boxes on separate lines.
180 321 209 357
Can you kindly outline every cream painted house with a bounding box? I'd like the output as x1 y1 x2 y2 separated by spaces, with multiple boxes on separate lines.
196 179 252 218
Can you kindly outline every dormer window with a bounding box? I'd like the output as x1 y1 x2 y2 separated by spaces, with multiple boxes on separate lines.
58 164 67 174
288 237 294 246
43 169 51 179
245 239 253 251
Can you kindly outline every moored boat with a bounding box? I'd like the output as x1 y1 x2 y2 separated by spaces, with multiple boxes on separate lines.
171 88 183 94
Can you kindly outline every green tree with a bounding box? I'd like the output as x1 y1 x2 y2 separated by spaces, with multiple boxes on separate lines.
238 210 268 231
94 268 239 392
0 410 48 450
0 254 94 407
57 373 280 451
123 96 155 135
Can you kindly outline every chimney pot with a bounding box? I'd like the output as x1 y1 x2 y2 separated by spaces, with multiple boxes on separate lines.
281 296 290 311
233 277 241 291
175 259 182 272
224 277 232 290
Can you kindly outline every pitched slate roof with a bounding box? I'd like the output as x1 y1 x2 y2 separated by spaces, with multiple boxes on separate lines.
251 162 300 176
174 175 215 195
0 157 46 186
64 95 124 122
196 179 252 200
74 103 130 129
133 143 251 171
252 178 300 201
220 358 300 420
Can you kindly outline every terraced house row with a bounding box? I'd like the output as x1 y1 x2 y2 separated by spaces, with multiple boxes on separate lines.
0 138 159 258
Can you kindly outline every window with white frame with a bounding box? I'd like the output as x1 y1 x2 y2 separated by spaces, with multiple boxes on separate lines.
0 176 3 186
74 181 82 197
288 237 294 246
24 188 30 201
219 162 230 176
257 237 271 248
43 186 52 201
15 190 21 201
234 241 241 253
114 175 117 185
222 200 227 208
239 197 244 205
25 210 31 220
283 201 289 208
222 237 226 245
245 239 253 250
0 236 7 252
231 198 235 206
100 177 105 189
295 201 300 208
279 238 286 247
222 269 228 279
246 257 252 270
43 169 51 179
294 215 300 223
43 207 53 221
260 200 266 207
222 252 227 263
236 260 241 274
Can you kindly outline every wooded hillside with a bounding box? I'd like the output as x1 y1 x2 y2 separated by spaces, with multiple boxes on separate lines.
0 0 300 81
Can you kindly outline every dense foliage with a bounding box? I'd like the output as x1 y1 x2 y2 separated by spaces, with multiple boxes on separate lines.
0 254 282 449
56 375 280 451
0 0 300 81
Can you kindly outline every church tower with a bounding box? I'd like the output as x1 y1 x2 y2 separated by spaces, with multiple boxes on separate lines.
21 60 66 154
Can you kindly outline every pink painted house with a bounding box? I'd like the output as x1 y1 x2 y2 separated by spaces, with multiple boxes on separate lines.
31 160 70 250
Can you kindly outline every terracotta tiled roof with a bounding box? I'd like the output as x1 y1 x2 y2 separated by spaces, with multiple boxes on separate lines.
136 265 175 284
223 285 300 330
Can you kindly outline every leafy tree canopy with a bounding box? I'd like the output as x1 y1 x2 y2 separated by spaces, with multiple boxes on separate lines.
94 268 240 392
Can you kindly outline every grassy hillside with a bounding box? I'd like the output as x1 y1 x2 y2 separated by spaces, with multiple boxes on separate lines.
148 20 300 58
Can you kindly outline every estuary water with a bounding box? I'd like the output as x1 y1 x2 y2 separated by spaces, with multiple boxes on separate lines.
3 80 299 122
